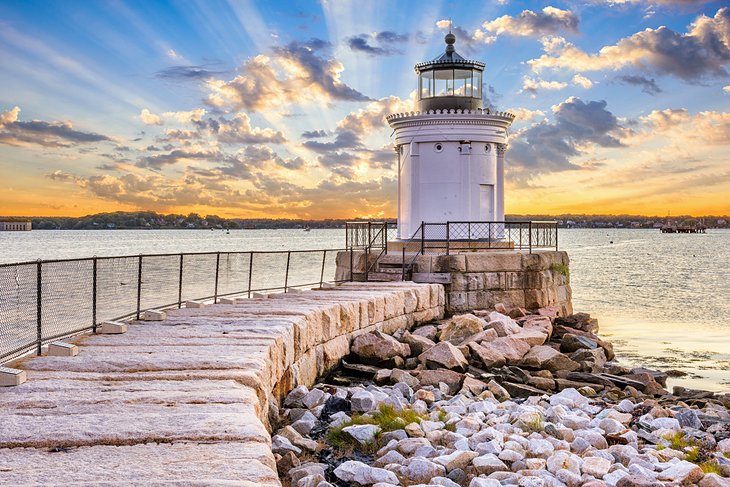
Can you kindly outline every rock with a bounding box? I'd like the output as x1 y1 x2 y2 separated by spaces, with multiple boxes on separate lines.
570 348 607 372
549 388 589 408
402 331 436 355
457 328 499 346
657 460 704 484
555 313 599 333
404 422 424 437
390 369 419 389
651 417 680 430
522 315 553 337
470 478 502 487
481 337 531 363
521 345 581 372
699 473 730 487
419 342 469 372
396 437 432 455
289 463 327 485
402 457 445 482
511 330 548 346
502 381 547 398
676 409 703 430
581 456 612 478
302 388 327 409
485 312 521 337
352 331 411 365
297 473 326 487
538 306 560 317
486 380 510 401
277 451 300 476
351 390 378 413
434 450 479 472
616 475 661 487
440 314 486 343
343 424 381 445
279 425 319 452
616 399 635 413
460 376 488 395
431 477 461 487
416 369 464 394
469 342 506 369
284 385 309 408
560 333 598 353
494 303 509 314
272 434 302 455
546 451 581 475
414 389 435 403
509 307 529 319
412 325 438 341
472 453 509 475
333 460 399 485
374 449 406 467
291 412 317 436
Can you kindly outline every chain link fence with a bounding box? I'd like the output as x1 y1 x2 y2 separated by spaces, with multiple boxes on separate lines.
0 249 346 364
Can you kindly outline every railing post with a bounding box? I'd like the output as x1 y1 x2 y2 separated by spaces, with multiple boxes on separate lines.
319 250 327 288
349 248 354 282
488 222 492 249
247 251 253 298
177 253 184 308
555 223 559 251
214 252 220 302
365 246 369 282
136 255 142 320
345 223 349 249
446 222 450 255
284 251 291 292
529 222 533 254
92 257 97 333
36 260 42 356
420 222 425 255
401 247 406 281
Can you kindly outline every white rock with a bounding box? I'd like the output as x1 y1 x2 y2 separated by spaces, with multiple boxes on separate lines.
599 418 626 435
473 454 509 475
343 424 381 445
546 451 581 475
351 390 377 412
717 438 730 454
469 478 502 487
517 477 546 487
603 470 629 485
333 461 399 485
527 438 554 458
651 417 680 431
616 399 635 413
549 388 589 409
556 468 581 486
657 460 704 484
402 457 445 483
272 435 301 455
431 477 460 487
302 388 327 409
581 456 612 478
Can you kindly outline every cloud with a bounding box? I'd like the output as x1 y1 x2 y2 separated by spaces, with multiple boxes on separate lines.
508 97 624 179
45 170 79 182
140 108 162 126
211 113 286 145
0 106 112 148
156 64 225 81
435 21 494 50
572 74 593 89
508 107 546 122
520 76 568 96
205 39 371 112
478 7 579 38
138 148 216 169
301 129 329 138
723 85 730 93
639 108 730 144
617 74 663 94
528 7 730 82
347 31 410 56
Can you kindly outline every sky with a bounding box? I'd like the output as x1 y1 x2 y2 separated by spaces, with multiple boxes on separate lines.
0 0 728 219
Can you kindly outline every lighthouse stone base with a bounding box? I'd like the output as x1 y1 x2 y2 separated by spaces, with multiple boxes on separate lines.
335 250 572 316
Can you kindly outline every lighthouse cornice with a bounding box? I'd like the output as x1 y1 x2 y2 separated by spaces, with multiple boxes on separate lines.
386 109 515 130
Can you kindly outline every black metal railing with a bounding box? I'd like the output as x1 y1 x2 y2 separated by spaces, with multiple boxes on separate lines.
416 221 558 254
0 248 347 364
345 221 397 281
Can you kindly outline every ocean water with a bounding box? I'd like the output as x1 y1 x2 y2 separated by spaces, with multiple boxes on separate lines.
1 228 728 391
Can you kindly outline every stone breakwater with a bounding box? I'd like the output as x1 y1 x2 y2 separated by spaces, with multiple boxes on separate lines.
273 305 730 487
0 282 444 486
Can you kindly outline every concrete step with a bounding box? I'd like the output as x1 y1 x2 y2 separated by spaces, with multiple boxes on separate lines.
376 267 408 274
377 253 420 265
366 272 406 282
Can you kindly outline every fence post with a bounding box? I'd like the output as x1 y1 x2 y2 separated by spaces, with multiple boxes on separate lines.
401 247 406 281
247 252 253 298
319 250 327 288
136 255 142 320
529 222 533 254
36 260 42 356
555 223 559 251
446 222 450 255
488 222 493 249
92 257 97 333
420 222 425 255
177 253 184 308
349 249 354 282
284 251 291 292
214 252 220 302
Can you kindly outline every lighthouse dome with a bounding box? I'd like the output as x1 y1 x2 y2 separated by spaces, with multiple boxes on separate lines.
415 33 485 111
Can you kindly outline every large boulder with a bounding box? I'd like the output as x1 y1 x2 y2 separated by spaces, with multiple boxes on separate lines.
439 314 486 343
468 342 506 369
419 341 469 372
511 330 548 346
485 311 521 336
555 313 599 333
401 331 435 355
457 328 499 346
333 460 399 485
521 345 581 373
416 369 464 394
521 315 553 337
560 333 598 353
352 331 410 365
480 337 531 363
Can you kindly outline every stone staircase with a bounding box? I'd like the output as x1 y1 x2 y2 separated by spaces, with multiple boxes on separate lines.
358 252 419 282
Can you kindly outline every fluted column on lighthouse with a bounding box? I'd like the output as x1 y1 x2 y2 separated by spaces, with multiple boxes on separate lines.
496 143 507 222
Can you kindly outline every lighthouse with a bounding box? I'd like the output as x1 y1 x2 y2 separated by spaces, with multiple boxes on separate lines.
386 32 515 240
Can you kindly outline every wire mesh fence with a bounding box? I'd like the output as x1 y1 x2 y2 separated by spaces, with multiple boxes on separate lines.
0 248 347 364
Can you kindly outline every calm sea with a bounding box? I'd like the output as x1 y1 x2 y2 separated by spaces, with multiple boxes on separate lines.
1 228 728 391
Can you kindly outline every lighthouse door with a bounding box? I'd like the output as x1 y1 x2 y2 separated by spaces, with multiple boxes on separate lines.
479 184 494 221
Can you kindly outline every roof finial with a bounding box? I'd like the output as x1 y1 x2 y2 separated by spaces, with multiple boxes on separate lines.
444 22 456 54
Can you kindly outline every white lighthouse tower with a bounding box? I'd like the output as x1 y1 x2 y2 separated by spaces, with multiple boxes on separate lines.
386 32 514 240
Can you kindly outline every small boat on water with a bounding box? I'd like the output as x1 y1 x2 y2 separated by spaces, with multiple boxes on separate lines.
303 226 311 232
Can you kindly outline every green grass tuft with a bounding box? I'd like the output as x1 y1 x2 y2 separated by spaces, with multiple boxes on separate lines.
550 262 570 281
326 404 428 452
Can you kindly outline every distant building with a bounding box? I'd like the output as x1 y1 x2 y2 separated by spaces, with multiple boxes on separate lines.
0 221 32 231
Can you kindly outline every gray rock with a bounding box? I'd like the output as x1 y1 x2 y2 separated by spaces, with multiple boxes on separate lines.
402 457 445 483
473 453 509 474
352 331 411 365
419 341 469 372
521 345 581 372
676 409 703 430
391 368 419 388
560 333 598 353
402 331 436 355
272 434 302 455
412 324 438 341
302 388 327 409
333 461 399 485
351 390 377 413
343 424 381 445
284 385 309 408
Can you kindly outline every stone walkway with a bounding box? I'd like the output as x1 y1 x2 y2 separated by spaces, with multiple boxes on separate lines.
0 282 443 486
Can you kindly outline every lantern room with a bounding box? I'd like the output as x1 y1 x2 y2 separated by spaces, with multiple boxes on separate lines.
416 32 485 111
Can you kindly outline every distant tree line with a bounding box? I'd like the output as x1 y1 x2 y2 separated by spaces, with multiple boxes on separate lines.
0 211 727 230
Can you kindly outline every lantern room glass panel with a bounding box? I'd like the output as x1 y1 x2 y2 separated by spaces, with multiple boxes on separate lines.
453 69 472 96
420 71 434 99
434 69 453 96
474 71 482 100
